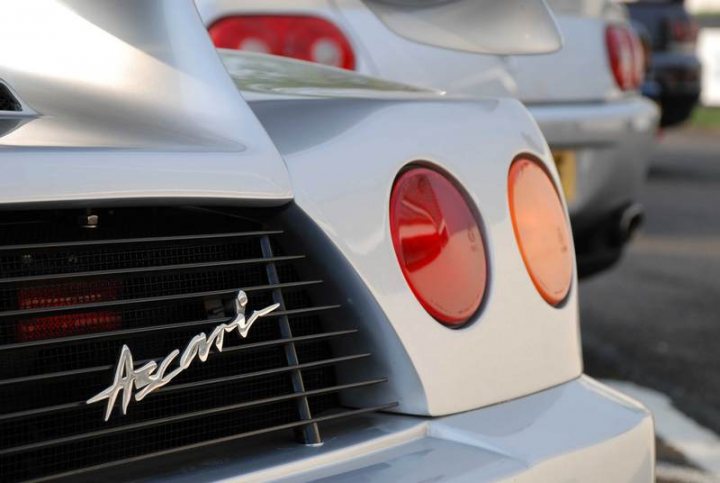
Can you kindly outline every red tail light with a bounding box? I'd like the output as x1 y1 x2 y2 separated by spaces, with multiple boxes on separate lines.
17 281 121 341
209 16 355 70
606 25 645 91
668 18 699 43
390 167 488 326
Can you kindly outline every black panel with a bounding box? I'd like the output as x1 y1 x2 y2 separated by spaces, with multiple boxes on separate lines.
0 206 391 481
0 83 20 112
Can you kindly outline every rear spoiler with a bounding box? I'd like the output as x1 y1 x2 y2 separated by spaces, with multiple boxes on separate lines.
362 0 562 55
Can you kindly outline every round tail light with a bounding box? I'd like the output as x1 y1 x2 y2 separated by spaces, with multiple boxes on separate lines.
390 167 487 326
508 157 573 306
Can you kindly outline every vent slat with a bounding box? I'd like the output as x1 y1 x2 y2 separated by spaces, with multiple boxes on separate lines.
0 329 358 386
0 353 370 423
0 305 341 350
0 379 388 456
0 230 283 252
33 403 399 482
0 280 323 319
0 255 305 284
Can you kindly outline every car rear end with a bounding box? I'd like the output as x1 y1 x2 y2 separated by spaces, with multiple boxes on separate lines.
625 0 702 127
196 0 659 277
0 1 654 481
511 0 660 275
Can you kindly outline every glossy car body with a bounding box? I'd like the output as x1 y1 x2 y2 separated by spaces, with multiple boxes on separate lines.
625 0 702 127
0 1 652 481
196 0 660 277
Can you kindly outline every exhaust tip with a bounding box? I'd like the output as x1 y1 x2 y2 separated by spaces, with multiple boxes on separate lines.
618 203 644 243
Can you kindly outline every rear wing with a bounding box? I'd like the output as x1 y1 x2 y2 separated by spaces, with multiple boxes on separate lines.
363 0 562 54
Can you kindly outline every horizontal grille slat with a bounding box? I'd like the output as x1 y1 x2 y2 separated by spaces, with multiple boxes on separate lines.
37 403 400 482
0 328 357 385
0 206 394 481
0 352 371 422
0 230 283 252
0 379 388 457
0 305 342 350
0 280 323 319
0 254 305 284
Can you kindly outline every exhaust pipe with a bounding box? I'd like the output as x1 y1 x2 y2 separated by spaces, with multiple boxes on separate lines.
617 203 644 243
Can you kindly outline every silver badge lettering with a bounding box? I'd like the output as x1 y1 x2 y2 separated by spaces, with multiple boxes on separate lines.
87 291 279 421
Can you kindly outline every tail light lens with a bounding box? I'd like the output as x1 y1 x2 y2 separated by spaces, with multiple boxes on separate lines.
508 157 573 306
606 24 645 91
390 167 487 326
209 16 355 70
668 18 699 44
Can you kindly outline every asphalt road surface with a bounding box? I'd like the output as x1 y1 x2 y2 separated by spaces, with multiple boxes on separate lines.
581 128 720 436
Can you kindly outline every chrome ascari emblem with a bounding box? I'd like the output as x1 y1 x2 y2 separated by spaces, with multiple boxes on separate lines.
87 291 279 421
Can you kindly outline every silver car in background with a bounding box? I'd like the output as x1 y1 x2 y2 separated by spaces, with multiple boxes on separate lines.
197 0 660 277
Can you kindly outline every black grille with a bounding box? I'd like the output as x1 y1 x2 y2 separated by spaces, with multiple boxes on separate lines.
0 83 21 112
0 206 394 481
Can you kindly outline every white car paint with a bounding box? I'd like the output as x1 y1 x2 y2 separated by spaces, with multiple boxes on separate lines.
101 377 655 482
244 84 582 416
0 1 653 480
196 0 660 275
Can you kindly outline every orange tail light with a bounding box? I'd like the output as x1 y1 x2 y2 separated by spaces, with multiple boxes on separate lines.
508 157 574 305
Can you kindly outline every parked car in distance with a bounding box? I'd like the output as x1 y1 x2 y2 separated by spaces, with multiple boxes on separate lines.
624 0 702 126
0 0 654 481
197 0 660 278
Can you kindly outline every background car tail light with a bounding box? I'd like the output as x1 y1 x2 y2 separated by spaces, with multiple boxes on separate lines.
209 16 355 70
606 24 645 91
390 167 487 326
668 18 699 44
508 157 573 306
16 281 121 341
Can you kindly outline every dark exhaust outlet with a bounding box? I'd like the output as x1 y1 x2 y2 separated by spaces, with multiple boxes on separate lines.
617 203 644 243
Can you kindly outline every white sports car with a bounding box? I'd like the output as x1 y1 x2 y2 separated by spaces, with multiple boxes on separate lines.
197 0 660 277
0 0 652 481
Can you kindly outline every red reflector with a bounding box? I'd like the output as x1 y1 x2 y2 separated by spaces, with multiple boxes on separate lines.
17 281 121 341
390 167 487 326
209 15 356 70
669 18 699 43
17 313 122 342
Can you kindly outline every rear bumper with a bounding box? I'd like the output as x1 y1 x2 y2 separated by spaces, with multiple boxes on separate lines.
101 377 654 482
528 97 658 228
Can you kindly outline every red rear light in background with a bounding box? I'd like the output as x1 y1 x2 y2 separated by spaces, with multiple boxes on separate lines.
209 16 355 70
390 167 488 326
508 157 573 306
16 281 121 341
668 18 699 44
606 24 645 91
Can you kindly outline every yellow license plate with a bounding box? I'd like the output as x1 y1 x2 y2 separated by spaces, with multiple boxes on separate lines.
552 150 577 202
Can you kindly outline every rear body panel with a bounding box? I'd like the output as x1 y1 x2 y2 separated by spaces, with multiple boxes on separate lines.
243 90 583 416
0 5 584 420
0 0 293 206
67 377 655 483
510 13 622 103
